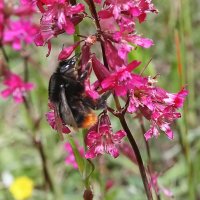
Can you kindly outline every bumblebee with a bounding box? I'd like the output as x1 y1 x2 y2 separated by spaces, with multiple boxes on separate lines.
48 54 110 130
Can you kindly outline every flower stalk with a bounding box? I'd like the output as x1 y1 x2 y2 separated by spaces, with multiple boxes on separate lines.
112 93 153 199
86 1 153 199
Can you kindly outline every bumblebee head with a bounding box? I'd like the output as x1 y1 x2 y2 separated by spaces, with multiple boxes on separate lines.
57 54 81 77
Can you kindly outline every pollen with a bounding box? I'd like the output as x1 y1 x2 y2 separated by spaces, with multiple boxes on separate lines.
81 112 97 128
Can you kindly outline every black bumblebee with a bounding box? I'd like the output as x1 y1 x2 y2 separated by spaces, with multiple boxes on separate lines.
48 54 110 131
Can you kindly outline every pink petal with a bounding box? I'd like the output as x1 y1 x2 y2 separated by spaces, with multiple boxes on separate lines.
144 129 153 141
58 43 78 60
134 36 154 48
162 188 174 197
1 89 12 98
113 130 126 141
85 147 97 159
98 10 113 19
70 3 85 14
13 96 24 103
34 33 45 46
106 145 119 158
92 56 110 82
64 18 75 35
115 85 127 96
126 60 141 72
130 7 141 17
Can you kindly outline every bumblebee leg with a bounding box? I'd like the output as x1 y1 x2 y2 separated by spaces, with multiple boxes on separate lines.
79 61 92 81
83 91 111 110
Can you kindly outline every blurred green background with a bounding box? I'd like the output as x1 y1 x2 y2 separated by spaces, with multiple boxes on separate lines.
0 0 200 199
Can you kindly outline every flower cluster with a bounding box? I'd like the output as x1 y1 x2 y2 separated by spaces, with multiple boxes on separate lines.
0 0 38 50
34 0 85 56
101 63 188 140
85 113 126 158
39 0 187 159
0 71 34 103
0 1 37 104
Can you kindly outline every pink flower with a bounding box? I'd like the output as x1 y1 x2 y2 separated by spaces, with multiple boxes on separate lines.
85 114 126 159
85 79 101 100
113 30 154 49
45 109 70 134
35 0 84 50
91 55 110 82
163 88 188 108
13 0 36 16
64 142 84 169
1 72 34 103
149 172 174 198
126 76 187 140
101 0 157 24
101 60 141 96
58 42 80 60
104 40 125 69
3 19 38 50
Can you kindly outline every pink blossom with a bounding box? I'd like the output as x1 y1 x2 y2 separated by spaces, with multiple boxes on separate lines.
58 42 80 60
64 142 84 169
149 172 174 198
3 19 38 50
85 79 101 100
163 88 188 108
102 0 157 24
113 30 154 48
35 0 84 49
1 72 34 103
104 40 125 69
46 110 70 134
91 55 110 82
97 0 156 63
126 76 187 140
101 60 141 96
13 0 36 16
85 114 126 159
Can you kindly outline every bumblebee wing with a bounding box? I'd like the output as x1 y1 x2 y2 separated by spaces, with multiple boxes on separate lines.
60 86 78 130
